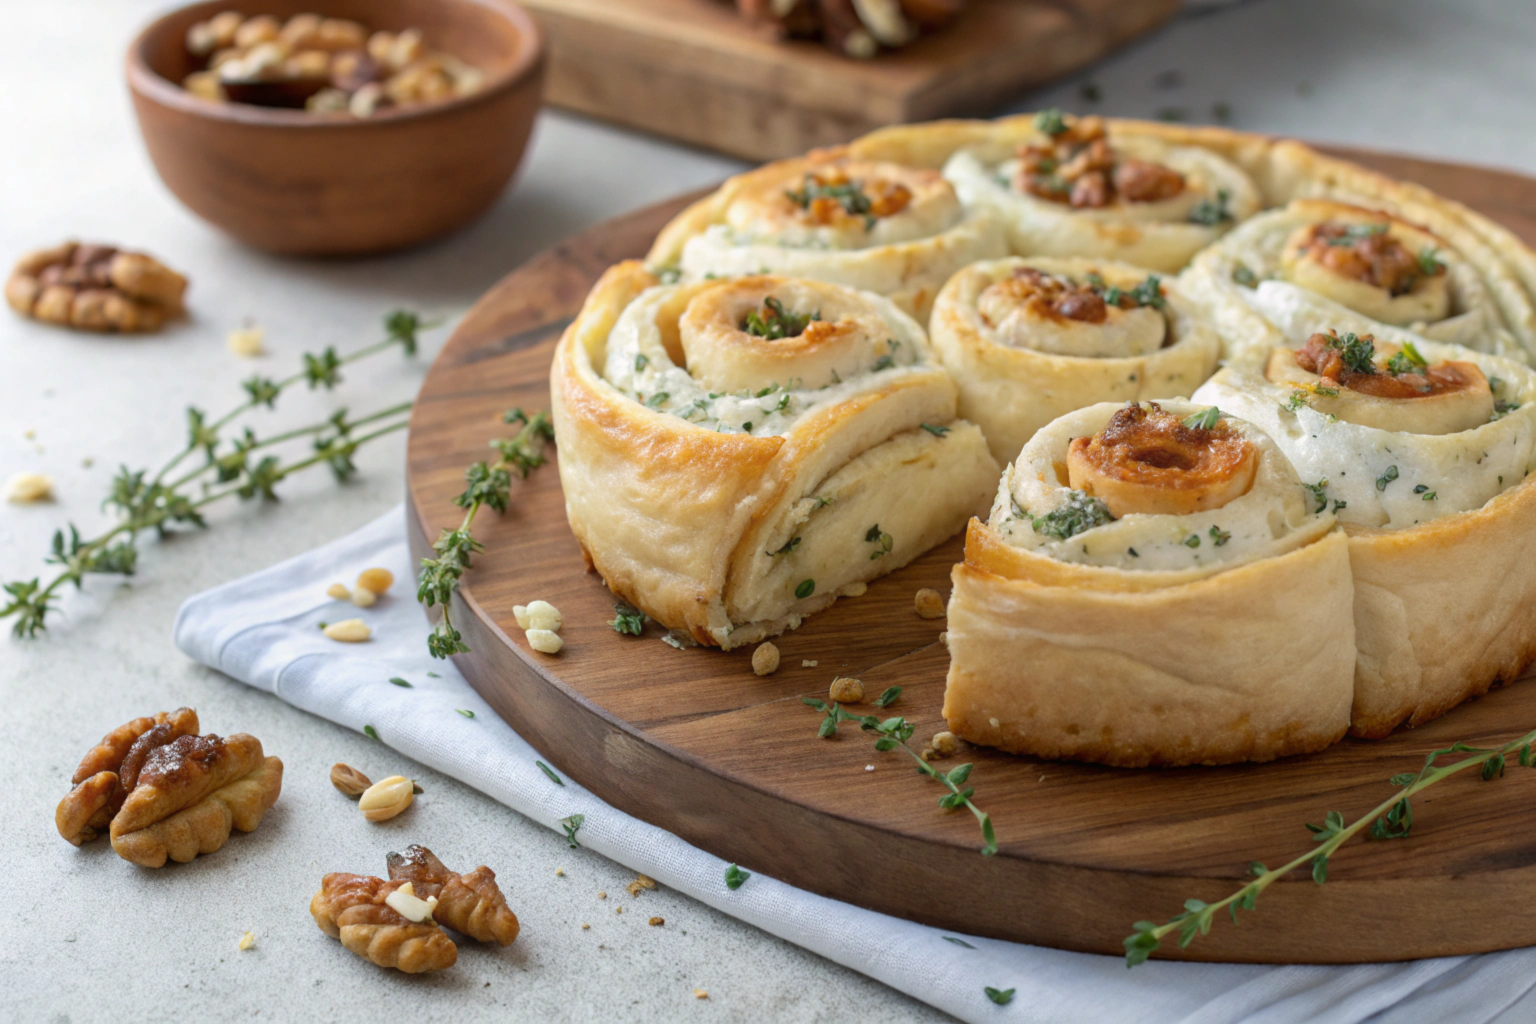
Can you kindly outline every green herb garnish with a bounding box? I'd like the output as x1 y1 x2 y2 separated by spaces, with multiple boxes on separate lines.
1328 331 1377 374
1325 223 1388 245
795 579 815 599
389 677 412 688
610 602 646 636
1124 729 1536 966
457 709 475 719
1183 534 1201 548
1209 526 1231 546
537 761 565 786
1181 406 1221 430
1376 465 1399 491
1034 108 1068 136
363 725 379 740
920 423 951 436
1189 189 1233 227
985 988 1016 1006
634 352 649 371
742 296 819 339
1028 490 1115 540
560 813 585 848
874 686 902 708
1303 479 1329 513
769 537 802 556
785 175 874 222
866 524 894 560
804 699 997 856
1385 340 1429 375
1231 264 1258 287
725 863 751 890
418 409 555 659
1418 247 1444 275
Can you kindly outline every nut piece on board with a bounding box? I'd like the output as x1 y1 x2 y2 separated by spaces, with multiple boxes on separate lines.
7 242 188 333
751 642 780 676
310 872 457 973
385 844 521 945
6 472 53 503
829 676 865 703
56 708 283 867
914 587 945 619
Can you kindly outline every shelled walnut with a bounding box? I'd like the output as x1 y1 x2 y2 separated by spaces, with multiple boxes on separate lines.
180 11 486 117
7 242 187 333
311 844 519 972
55 708 284 867
734 0 967 59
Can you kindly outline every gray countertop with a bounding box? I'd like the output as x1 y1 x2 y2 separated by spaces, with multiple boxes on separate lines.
7 1 1536 1021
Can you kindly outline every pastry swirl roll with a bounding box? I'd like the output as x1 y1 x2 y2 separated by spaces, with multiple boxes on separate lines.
551 263 1000 649
937 112 1262 272
647 154 1007 319
929 256 1221 463
943 400 1355 767
1194 292 1536 735
1184 198 1531 363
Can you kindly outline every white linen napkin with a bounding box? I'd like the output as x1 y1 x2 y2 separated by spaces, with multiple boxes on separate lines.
173 507 1536 1024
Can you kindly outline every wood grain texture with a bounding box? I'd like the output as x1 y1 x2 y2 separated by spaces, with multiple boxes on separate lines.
405 150 1536 963
522 0 1180 161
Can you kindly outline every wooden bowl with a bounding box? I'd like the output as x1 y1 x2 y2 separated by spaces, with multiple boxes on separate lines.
126 0 544 256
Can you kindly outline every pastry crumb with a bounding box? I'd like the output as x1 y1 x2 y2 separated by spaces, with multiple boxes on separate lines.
582 922 590 929
829 676 864 703
694 989 709 999
615 906 623 914
555 868 565 877
914 587 945 619
238 930 255 950
598 891 607 899
802 659 818 667
931 731 958 756
864 764 874 772
649 916 664 927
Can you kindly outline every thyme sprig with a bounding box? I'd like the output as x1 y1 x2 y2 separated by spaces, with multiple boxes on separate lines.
1124 728 1536 966
416 409 554 658
802 697 998 856
3 312 426 638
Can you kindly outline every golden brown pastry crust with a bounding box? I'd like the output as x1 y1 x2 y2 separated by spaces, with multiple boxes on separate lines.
551 261 999 648
944 519 1355 767
1346 474 1536 737
845 117 1536 358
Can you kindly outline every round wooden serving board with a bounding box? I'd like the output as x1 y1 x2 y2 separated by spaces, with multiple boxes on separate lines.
406 148 1536 964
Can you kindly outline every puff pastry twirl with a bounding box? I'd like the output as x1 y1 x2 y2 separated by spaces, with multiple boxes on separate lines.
551 263 999 649
943 400 1355 767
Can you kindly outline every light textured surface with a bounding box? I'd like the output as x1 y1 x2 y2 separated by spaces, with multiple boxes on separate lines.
4 1 1536 1022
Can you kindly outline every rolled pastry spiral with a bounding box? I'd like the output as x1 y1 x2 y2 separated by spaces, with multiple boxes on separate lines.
928 256 1221 463
939 112 1263 272
943 400 1354 767
551 263 1000 649
1184 198 1532 363
1194 297 1536 736
647 155 1007 319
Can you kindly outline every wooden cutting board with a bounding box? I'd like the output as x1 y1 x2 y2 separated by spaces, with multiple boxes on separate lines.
520 0 1182 161
404 148 1536 963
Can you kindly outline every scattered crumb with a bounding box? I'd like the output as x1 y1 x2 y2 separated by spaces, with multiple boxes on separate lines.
864 764 874 772
616 906 623 915
649 917 664 927
582 922 590 930
598 891 607 900
81 457 94 468
625 873 656 897
556 868 565 877
829 676 864 703
802 660 818 667
931 731 958 756
938 631 948 648
227 324 265 357
5 471 53 503
914 588 945 619
842 581 866 597
751 641 779 676
238 931 255 950
23 428 36 439
695 989 709 1000
1039 774 1047 783
919 747 935 762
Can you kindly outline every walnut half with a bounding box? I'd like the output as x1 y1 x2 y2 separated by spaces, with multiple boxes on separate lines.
55 709 283 867
7 241 188 333
312 845 520 973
